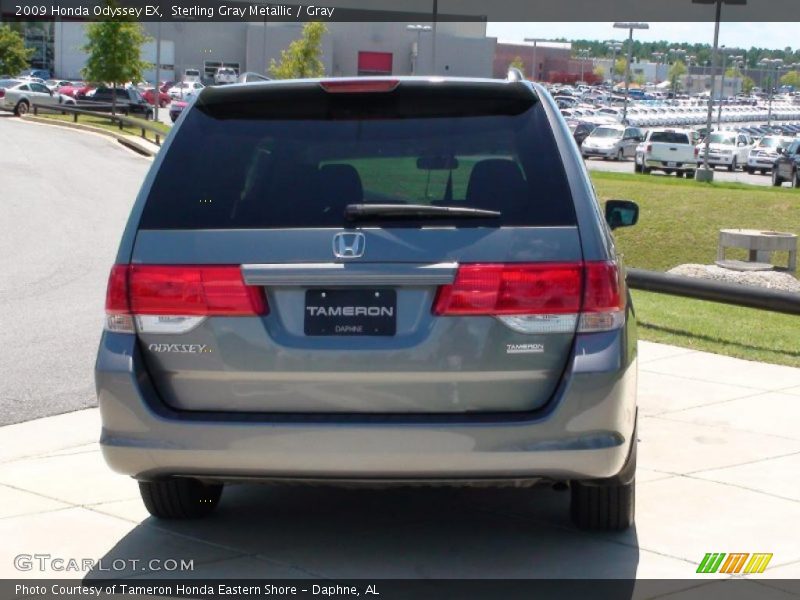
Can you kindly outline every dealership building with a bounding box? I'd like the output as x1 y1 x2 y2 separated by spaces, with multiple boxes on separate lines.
18 20 496 83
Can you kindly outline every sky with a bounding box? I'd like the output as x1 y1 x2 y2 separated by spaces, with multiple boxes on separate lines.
487 23 797 51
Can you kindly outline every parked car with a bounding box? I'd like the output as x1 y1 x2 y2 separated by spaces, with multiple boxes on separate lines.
159 80 175 93
44 79 74 91
167 81 204 99
1 80 76 115
746 136 794 174
168 93 197 122
83 87 154 119
637 129 697 177
581 125 643 161
58 83 93 99
771 138 800 187
695 132 753 171
142 87 171 108
183 68 202 83
96 76 640 530
567 119 597 147
17 68 51 80
214 67 238 85
238 72 271 84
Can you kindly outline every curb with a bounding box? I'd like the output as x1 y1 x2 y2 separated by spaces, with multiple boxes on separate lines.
23 114 161 157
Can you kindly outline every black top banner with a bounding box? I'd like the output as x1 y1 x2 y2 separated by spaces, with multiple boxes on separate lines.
1 0 799 22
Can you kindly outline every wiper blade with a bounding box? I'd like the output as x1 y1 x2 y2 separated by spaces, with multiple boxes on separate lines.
345 203 501 221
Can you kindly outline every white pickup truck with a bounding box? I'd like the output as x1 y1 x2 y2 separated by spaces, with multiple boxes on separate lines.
634 129 698 178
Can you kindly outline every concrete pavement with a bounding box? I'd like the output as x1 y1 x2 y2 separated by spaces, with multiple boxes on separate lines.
2 341 799 584
0 115 150 425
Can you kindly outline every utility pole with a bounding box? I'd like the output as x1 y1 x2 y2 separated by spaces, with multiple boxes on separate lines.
614 22 649 124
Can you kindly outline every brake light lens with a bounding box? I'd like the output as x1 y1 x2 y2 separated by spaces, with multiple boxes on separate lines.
646 144 653 153
433 262 625 334
319 79 399 93
433 263 583 316
104 265 267 333
0 89 5 99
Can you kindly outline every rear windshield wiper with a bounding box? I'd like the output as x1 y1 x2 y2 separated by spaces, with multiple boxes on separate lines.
345 203 501 221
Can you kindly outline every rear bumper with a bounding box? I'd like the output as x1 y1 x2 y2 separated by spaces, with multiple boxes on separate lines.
95 323 637 483
644 159 696 170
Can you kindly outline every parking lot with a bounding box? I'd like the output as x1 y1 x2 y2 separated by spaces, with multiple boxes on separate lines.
2 113 800 587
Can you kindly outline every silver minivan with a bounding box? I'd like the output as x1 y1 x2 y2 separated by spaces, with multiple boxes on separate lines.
96 76 640 530
581 125 644 161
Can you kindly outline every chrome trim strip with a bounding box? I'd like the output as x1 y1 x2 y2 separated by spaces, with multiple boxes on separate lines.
241 262 458 286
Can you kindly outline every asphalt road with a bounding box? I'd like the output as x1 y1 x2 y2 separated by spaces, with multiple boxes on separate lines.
584 155 778 186
0 115 150 426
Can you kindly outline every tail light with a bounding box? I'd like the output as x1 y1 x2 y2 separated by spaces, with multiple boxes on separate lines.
0 89 5 99
104 265 267 334
694 147 700 158
320 79 399 93
646 144 653 153
433 262 624 334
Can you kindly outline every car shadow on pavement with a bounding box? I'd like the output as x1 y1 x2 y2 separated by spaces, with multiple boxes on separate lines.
84 483 640 581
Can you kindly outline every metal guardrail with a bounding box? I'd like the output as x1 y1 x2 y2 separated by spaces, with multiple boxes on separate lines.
31 103 164 146
627 268 800 316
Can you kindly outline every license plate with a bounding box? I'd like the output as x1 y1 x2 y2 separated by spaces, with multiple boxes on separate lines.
304 289 396 336
667 161 677 167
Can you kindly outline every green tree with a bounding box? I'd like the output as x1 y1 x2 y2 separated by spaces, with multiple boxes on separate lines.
634 73 646 86
81 14 151 115
0 25 34 76
593 65 606 79
669 60 687 93
780 70 800 88
614 58 627 77
742 76 756 94
508 56 525 73
269 22 327 79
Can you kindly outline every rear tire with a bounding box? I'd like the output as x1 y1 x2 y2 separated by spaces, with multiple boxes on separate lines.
570 424 637 532
616 149 624 161
14 100 29 116
728 157 737 172
139 478 223 519
641 165 651 175
570 478 635 531
794 169 800 188
745 167 754 175
772 170 783 187
685 170 696 179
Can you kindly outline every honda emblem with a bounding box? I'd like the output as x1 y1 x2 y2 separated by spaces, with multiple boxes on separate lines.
332 232 366 259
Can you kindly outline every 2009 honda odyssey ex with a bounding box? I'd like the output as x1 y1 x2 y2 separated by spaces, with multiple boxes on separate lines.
96 74 640 530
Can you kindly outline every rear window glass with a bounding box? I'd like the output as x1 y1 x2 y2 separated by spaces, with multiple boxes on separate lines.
650 132 690 144
138 83 576 229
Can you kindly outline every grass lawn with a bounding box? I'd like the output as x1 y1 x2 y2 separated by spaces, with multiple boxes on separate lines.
35 112 170 144
592 171 799 367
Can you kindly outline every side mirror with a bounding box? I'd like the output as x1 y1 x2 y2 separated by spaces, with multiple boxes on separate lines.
777 147 785 155
605 200 639 230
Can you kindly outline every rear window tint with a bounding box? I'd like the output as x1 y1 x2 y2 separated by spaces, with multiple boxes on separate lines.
650 132 690 144
139 82 576 229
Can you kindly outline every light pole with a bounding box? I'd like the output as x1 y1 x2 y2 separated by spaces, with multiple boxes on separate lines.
692 0 748 182
613 22 649 124
669 47 686 99
577 49 590 84
759 58 783 126
716 49 743 126
524 38 549 82
608 41 624 89
652 51 665 84
407 25 432 75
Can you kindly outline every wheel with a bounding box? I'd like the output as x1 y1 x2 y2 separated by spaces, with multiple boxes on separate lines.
745 167 754 175
570 426 637 532
634 161 642 174
686 170 696 179
772 169 783 187
728 157 737 172
760 169 767 175
641 166 651 175
794 169 800 188
14 100 29 116
139 478 223 519
616 149 624 161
